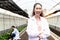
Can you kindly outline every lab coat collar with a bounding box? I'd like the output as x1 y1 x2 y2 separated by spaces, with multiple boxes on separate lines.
32 16 42 22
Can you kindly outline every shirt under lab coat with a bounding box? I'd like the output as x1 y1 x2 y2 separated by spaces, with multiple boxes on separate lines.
26 16 50 40
12 28 20 40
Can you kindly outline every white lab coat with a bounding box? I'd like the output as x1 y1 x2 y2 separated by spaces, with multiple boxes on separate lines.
26 16 50 40
12 28 20 40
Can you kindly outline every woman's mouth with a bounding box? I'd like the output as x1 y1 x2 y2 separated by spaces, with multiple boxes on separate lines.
36 12 41 14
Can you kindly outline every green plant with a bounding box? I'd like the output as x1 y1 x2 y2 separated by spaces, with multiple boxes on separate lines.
0 32 10 40
0 24 27 40
17 24 27 32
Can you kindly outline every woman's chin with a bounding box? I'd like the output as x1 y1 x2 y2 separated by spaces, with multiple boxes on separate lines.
36 14 40 16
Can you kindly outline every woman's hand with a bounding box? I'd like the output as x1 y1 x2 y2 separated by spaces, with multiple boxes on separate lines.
38 34 43 39
38 32 43 39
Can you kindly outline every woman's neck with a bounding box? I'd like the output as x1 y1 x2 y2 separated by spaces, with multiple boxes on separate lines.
35 15 41 21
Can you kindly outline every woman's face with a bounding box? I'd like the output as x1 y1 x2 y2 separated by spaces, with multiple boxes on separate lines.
34 4 42 16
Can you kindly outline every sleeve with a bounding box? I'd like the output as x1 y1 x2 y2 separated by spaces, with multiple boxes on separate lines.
42 18 50 38
11 29 16 37
26 19 38 37
12 30 16 34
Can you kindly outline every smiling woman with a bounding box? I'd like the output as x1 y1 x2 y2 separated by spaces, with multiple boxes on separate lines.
32 3 43 17
26 3 50 40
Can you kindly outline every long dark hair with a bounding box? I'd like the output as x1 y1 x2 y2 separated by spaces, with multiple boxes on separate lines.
32 3 44 17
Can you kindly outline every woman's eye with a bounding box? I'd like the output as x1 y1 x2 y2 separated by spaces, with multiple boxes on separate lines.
36 8 41 9
39 8 41 9
36 8 38 9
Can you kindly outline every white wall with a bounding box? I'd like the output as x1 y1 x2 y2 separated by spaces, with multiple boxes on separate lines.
47 12 60 28
0 8 28 31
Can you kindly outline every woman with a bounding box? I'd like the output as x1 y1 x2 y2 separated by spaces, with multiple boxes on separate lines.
26 3 50 40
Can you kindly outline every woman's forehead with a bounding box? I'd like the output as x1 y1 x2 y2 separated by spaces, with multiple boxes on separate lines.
35 4 42 8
